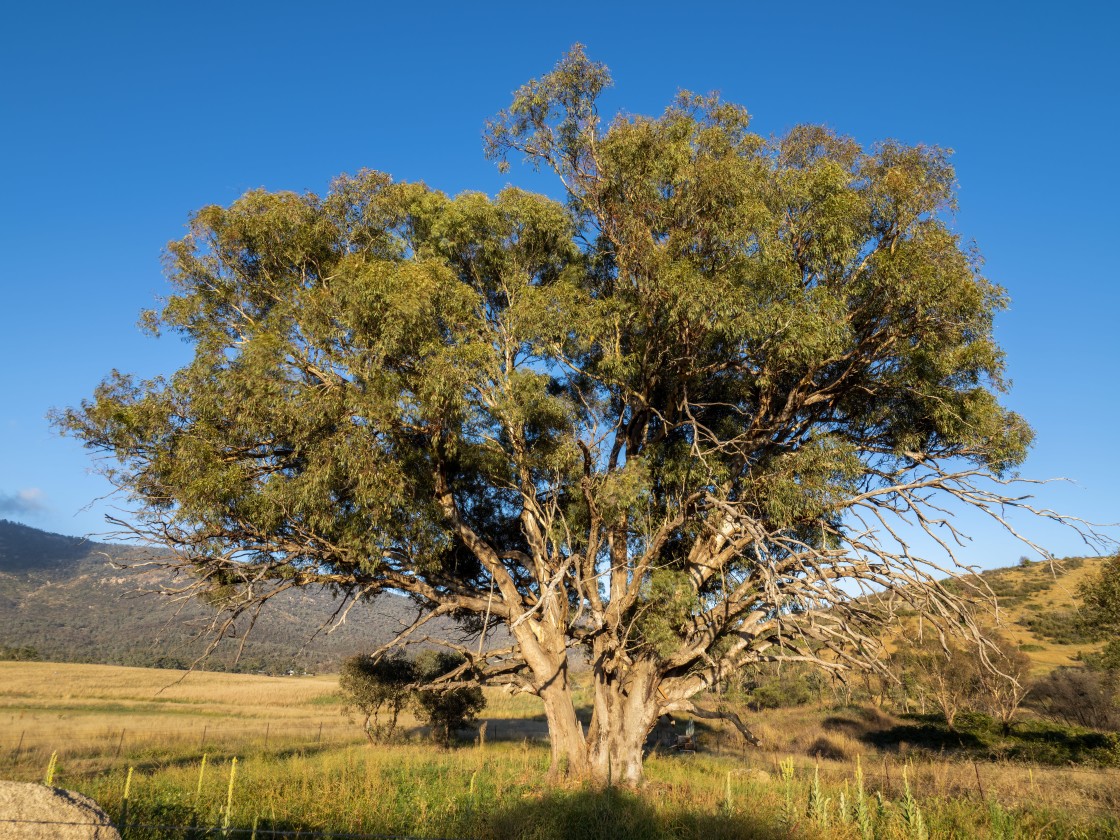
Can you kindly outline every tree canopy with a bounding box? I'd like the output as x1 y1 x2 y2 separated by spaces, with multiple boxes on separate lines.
1078 554 1120 672
58 46 1094 784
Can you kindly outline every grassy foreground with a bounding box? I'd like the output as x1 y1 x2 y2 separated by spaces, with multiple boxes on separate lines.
1 662 1118 838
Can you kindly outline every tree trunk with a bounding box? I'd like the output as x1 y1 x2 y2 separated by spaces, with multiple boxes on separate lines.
584 660 660 786
512 618 590 778
362 713 375 745
515 623 663 785
539 677 589 778
586 708 653 786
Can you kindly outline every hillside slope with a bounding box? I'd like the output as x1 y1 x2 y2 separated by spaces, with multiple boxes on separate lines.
0 520 473 673
962 556 1106 672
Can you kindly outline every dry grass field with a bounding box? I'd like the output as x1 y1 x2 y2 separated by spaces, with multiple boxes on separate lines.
1 660 1118 838
0 554 1115 839
973 556 1107 673
0 660 547 775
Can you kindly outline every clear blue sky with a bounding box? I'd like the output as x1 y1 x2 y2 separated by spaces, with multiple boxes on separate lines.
1 1 1116 568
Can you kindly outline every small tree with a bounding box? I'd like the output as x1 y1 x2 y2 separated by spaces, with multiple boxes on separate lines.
1078 554 1120 676
412 651 486 746
895 633 981 732
975 632 1033 735
339 652 415 743
1029 667 1120 731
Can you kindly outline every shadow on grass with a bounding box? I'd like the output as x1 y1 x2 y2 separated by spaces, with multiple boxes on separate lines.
479 716 551 742
109 787 785 840
1004 726 1120 765
859 713 985 753
488 787 784 840
114 741 344 776
857 711 1120 767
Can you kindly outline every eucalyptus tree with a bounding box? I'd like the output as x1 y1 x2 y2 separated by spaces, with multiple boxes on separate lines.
59 47 1090 784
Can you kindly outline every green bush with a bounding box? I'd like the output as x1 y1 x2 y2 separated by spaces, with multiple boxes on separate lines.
0 645 40 661
741 664 822 711
412 650 486 746
339 649 486 745
339 652 416 743
1018 609 1096 645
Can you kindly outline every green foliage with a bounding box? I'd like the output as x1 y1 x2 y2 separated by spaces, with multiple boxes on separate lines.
1028 666 1120 732
0 644 40 661
737 662 823 711
412 650 486 746
1077 554 1120 642
806 763 831 826
1018 608 1096 645
338 649 487 746
338 652 416 743
1083 640 1120 673
899 764 928 840
977 568 1051 605
633 569 698 660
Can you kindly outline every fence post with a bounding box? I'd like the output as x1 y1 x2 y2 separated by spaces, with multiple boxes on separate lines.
114 729 126 759
972 760 987 801
317 722 323 745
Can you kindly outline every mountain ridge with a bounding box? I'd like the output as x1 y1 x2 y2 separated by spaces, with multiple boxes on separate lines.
0 519 469 674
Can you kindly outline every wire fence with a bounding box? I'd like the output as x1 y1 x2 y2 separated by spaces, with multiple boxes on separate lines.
2 721 363 763
1 718 543 766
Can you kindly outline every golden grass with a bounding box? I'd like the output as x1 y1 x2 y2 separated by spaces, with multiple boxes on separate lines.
0 660 337 710
725 703 1120 820
0 660 550 773
1 662 1117 837
872 556 1109 674
989 557 1106 673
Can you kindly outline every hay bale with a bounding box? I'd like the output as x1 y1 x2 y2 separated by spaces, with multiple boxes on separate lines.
0 781 120 840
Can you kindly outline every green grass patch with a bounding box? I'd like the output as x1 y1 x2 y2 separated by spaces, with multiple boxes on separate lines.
6 740 1112 839
307 692 343 706
865 711 1120 768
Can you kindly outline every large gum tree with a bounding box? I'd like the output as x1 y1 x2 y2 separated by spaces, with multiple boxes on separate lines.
60 48 1091 784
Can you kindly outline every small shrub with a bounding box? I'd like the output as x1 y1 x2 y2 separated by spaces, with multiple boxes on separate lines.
338 652 416 743
412 650 486 746
806 735 853 761
1018 608 1097 645
742 663 820 711
1028 666 1120 731
0 645 41 661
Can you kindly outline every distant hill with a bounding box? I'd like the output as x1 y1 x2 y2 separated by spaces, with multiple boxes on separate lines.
868 554 1107 675
948 555 1107 673
0 519 475 674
